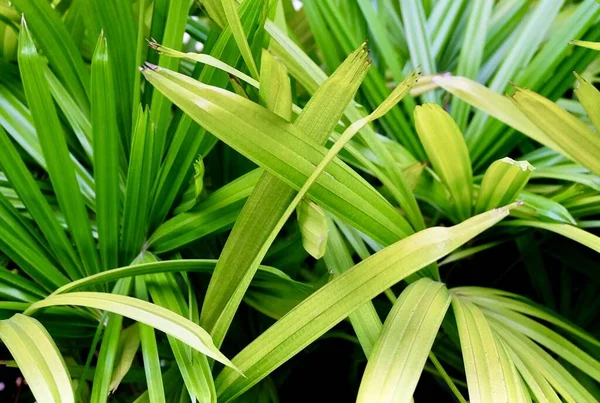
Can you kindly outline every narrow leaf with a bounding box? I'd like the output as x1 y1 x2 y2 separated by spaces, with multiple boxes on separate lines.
26 292 238 371
415 103 473 221
109 324 141 393
222 0 260 80
91 33 121 271
216 205 515 400
475 157 533 214
503 219 600 253
570 39 600 50
120 107 155 263
452 296 512 403
12 0 89 110
19 19 99 277
357 278 451 403
296 200 328 259
134 277 165 403
512 86 600 177
0 314 74 403
574 71 600 132
433 75 570 158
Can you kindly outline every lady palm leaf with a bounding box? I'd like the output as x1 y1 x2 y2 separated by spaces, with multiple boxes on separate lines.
357 278 451 403
0 0 598 401
0 314 74 403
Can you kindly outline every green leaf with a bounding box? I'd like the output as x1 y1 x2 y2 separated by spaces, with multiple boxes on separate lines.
512 191 577 225
503 219 600 253
200 41 365 348
91 33 121 271
90 278 130 403
481 308 600 382
87 0 136 138
450 0 493 130
0 114 82 284
475 157 533 214
142 63 412 246
173 157 205 215
456 285 600 345
323 215 382 358
266 21 428 223
202 0 227 28
356 0 406 76
465 0 564 162
216 205 515 401
53 254 283 291
400 0 439 103
426 0 465 60
491 316 596 402
120 107 155 263
202 63 417 350
222 0 259 80
570 39 600 50
148 0 190 152
141 253 216 403
0 264 47 303
451 296 521 403
574 71 600 132
44 67 93 161
134 278 165 403
415 103 473 222
12 0 89 111
243 269 313 321
132 366 180 403
109 323 141 393
147 0 264 229
258 49 292 117
357 278 451 403
0 80 96 207
149 169 262 253
530 164 600 192
149 40 260 89
18 19 100 277
296 200 328 259
433 75 571 159
502 343 561 403
512 86 600 177
0 187 69 291
0 314 74 403
25 292 238 371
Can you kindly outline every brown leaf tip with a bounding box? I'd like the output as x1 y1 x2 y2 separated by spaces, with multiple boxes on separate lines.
147 38 160 50
143 62 159 71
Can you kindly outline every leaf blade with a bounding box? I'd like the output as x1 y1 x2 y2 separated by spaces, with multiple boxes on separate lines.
216 206 514 400
26 292 237 371
0 314 74 403
357 278 451 403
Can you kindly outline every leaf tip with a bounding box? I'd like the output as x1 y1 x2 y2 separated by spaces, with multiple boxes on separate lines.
143 62 159 71
148 37 160 51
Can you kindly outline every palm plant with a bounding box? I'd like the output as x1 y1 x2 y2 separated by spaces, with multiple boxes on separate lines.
0 0 598 402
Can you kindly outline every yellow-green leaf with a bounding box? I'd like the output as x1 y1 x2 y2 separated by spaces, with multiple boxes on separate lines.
574 71 600 132
512 86 600 177
475 157 533 214
570 39 600 50
433 75 569 157
452 297 519 403
415 103 473 222
109 324 141 393
0 314 74 403
357 278 451 403
216 205 515 401
25 293 238 372
296 200 328 259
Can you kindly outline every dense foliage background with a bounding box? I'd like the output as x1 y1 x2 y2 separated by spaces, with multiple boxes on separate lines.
0 0 599 402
